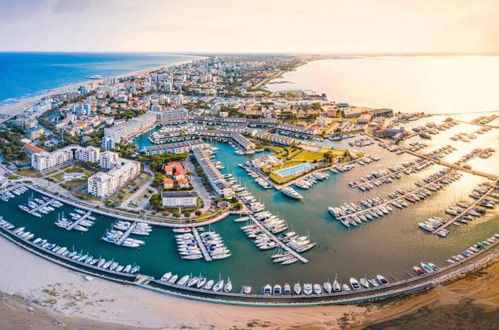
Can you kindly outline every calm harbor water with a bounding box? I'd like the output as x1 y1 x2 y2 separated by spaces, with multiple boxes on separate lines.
0 52 198 108
269 56 499 114
3 118 498 291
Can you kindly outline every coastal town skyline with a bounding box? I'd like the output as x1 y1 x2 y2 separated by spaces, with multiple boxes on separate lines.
1 0 498 54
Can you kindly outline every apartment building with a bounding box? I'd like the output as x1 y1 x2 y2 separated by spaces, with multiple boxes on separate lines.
31 145 100 172
87 156 140 199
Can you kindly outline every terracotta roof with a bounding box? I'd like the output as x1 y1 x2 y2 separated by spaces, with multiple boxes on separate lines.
24 143 43 153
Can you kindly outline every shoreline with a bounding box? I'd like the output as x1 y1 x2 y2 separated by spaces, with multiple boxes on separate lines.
0 232 496 329
0 55 205 117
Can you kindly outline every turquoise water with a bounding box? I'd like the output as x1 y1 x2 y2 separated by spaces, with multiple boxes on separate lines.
276 162 314 177
3 127 498 292
0 52 199 108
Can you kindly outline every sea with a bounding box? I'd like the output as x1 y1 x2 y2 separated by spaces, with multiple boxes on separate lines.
269 55 499 115
0 52 199 108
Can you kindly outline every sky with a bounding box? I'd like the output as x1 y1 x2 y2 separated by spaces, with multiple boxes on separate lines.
0 0 498 54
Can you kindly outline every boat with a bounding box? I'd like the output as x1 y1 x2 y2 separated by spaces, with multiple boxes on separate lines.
376 274 389 285
281 187 303 200
413 266 425 275
243 286 252 294
224 278 233 292
196 277 207 288
273 284 282 295
293 282 302 295
332 279 341 292
283 283 291 295
313 284 322 294
420 262 433 273
262 284 272 295
168 275 179 284
360 277 370 288
187 277 199 287
349 278 360 290
303 283 313 295
213 280 224 292
204 280 214 290
320 281 331 294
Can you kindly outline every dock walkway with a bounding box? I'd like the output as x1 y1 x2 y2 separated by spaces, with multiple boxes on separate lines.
28 199 55 215
248 214 308 264
192 227 212 262
66 211 92 231
434 183 497 233
336 169 457 221
116 222 137 245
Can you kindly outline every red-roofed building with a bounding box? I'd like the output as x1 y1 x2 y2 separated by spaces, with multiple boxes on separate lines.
24 143 43 154
177 178 189 188
164 165 174 176
163 177 174 189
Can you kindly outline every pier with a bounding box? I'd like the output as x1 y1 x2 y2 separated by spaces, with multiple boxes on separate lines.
66 211 92 231
336 169 458 221
248 214 309 264
366 133 499 180
349 159 432 189
434 183 497 233
28 199 55 215
192 227 212 261
116 222 137 246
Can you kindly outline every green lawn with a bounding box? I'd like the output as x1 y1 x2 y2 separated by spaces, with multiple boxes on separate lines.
17 169 42 178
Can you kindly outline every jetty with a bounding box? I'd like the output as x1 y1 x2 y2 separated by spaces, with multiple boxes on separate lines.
116 222 137 246
336 169 458 221
248 214 308 264
434 183 497 233
192 227 212 261
28 199 55 215
66 211 92 231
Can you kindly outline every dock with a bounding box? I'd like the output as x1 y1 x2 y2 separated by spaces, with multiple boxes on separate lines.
116 222 137 246
192 227 212 261
337 169 458 221
248 214 309 264
28 199 55 215
434 183 497 233
66 211 92 231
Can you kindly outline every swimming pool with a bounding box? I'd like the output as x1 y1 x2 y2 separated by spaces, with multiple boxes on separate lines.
276 162 314 177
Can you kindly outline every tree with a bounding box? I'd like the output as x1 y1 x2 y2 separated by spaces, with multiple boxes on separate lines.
149 193 162 210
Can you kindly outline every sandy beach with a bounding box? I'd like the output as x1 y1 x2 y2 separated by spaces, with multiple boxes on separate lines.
0 57 203 117
0 238 364 329
1 235 497 329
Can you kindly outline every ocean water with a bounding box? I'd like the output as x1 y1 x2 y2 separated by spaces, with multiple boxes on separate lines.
0 52 199 107
269 56 499 114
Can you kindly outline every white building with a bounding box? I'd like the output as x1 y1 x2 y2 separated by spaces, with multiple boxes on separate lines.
99 151 120 170
31 145 99 172
161 191 198 208
103 112 157 147
87 157 140 199
75 146 100 163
